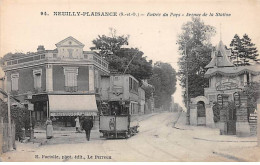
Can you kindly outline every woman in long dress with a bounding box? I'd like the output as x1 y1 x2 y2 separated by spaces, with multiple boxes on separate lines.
46 118 53 139
75 116 81 133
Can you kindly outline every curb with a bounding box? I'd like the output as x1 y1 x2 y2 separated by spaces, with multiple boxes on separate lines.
193 137 257 143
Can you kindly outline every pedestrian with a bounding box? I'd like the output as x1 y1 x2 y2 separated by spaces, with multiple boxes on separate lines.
80 114 85 132
46 118 53 139
75 116 80 133
82 116 93 141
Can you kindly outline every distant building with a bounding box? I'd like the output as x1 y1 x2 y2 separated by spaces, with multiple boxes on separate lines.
1 36 109 125
138 87 145 114
141 79 155 114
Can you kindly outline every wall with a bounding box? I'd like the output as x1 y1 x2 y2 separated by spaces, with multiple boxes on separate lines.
77 66 89 91
53 65 90 92
52 65 65 91
190 96 215 127
6 65 46 95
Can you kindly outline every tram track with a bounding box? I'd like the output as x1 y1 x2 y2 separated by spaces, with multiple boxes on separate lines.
127 114 184 161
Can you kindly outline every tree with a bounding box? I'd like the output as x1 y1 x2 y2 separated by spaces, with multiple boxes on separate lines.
243 82 260 114
149 62 177 110
91 28 129 57
177 17 216 100
91 28 153 80
230 34 243 66
241 34 259 63
0 99 34 140
229 34 259 66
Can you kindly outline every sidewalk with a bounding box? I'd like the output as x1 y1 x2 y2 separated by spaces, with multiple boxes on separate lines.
175 112 259 162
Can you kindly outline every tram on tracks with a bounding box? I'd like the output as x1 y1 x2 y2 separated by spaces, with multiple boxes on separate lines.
98 74 143 139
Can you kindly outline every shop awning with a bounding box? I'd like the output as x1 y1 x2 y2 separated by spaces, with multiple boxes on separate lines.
48 94 98 116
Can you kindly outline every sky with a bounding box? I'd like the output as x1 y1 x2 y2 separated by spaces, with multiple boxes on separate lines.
1 0 260 109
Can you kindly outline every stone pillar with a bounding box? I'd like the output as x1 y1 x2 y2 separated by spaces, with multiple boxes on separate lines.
219 95 229 135
46 64 53 92
190 104 197 126
89 65 95 93
236 94 250 137
206 104 215 128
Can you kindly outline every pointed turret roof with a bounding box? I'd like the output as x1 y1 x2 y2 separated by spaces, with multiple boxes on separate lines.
205 40 234 68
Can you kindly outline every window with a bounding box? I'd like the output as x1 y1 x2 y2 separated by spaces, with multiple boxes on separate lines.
33 69 42 89
66 72 77 86
64 67 78 87
129 77 132 90
129 77 138 93
11 73 19 91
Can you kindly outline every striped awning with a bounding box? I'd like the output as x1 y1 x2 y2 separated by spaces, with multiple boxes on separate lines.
48 94 98 116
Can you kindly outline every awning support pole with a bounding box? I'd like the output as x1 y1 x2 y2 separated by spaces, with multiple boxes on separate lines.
47 101 49 118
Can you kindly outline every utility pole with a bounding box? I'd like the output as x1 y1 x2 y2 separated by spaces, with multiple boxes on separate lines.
257 90 260 147
185 42 190 125
7 84 12 150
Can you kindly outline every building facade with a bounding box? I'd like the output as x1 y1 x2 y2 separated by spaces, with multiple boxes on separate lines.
189 40 260 130
1 36 109 125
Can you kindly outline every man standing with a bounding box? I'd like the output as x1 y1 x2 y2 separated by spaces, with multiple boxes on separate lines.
82 116 93 141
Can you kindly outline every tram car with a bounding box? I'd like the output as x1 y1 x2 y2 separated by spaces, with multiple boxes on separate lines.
98 74 145 139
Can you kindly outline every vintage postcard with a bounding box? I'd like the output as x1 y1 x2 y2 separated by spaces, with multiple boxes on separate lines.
0 0 260 162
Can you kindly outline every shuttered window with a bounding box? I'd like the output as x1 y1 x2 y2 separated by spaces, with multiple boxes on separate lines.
64 67 78 87
11 73 19 91
33 69 42 89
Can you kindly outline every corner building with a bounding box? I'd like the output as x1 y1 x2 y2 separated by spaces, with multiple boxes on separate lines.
2 36 109 126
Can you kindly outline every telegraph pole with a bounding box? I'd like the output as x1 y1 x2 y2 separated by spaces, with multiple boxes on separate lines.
7 84 12 150
257 90 260 147
185 42 190 125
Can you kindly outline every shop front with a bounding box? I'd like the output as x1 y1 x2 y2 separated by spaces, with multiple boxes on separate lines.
30 94 98 128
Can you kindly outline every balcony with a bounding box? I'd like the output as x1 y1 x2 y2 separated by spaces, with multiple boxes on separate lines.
65 86 78 92
33 88 44 94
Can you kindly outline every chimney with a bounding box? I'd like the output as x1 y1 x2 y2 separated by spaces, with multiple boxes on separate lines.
37 45 45 52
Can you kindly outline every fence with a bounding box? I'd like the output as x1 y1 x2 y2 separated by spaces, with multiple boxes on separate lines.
0 117 16 154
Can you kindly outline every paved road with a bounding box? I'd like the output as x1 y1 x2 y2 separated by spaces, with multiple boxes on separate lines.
1 112 256 162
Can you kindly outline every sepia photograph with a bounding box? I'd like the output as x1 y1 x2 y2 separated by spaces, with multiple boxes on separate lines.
0 0 260 162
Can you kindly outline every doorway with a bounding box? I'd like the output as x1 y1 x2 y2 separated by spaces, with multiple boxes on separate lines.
197 101 206 126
